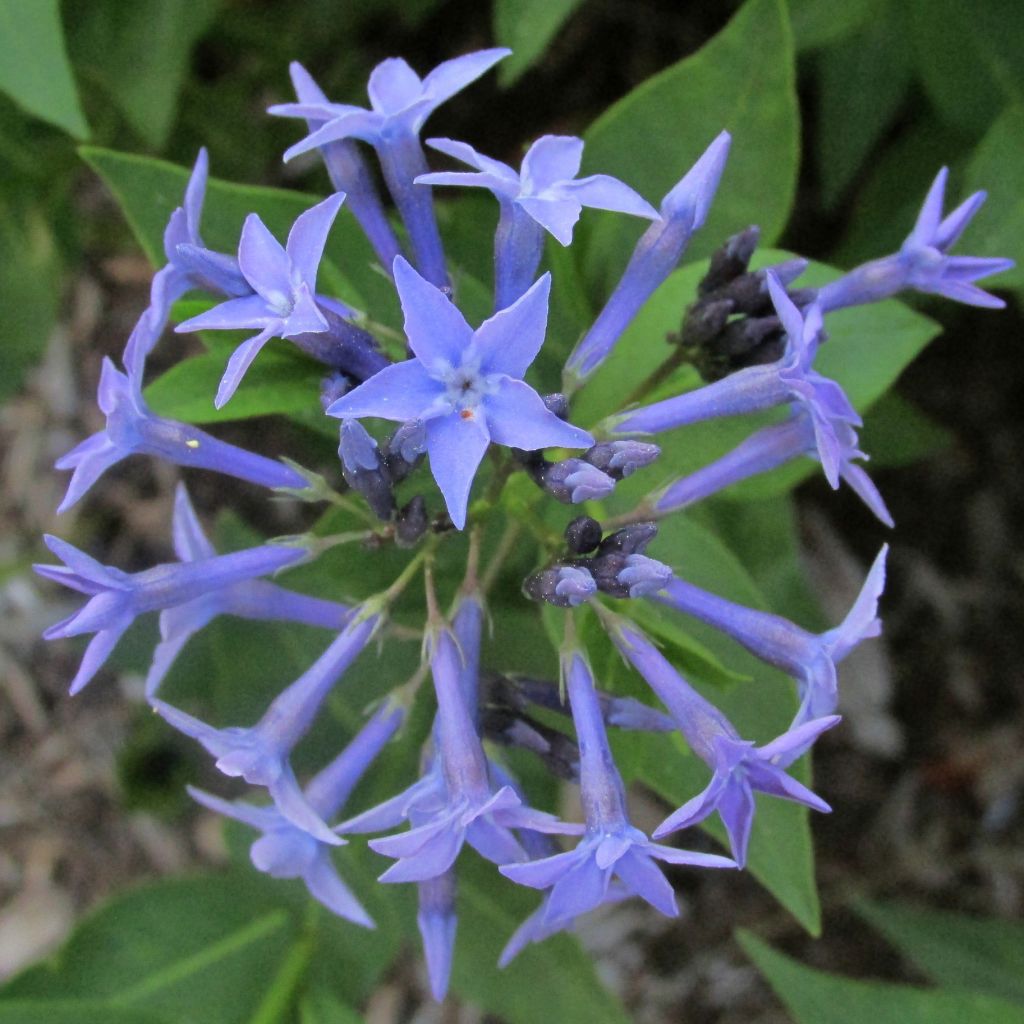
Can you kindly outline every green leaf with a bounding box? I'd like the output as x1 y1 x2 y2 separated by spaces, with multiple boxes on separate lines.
854 901 1024 1007
450 856 630 1024
493 0 586 86
299 990 364 1024
0 1004 170 1024
788 0 878 50
0 0 88 137
858 392 952 468
815 7 912 210
964 104 1024 300
738 929 1024 1024
580 0 799 296
66 0 222 148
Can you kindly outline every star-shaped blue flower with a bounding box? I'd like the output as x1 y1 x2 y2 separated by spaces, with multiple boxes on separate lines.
328 257 594 529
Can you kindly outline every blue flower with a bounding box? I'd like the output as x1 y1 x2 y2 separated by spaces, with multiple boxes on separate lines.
175 194 386 408
146 484 351 697
153 608 381 844
188 702 402 926
54 357 306 512
501 652 734 922
35 531 306 695
327 257 593 529
418 134 656 309
818 167 1015 311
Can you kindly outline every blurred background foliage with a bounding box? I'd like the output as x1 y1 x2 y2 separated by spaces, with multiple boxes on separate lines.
1 1 1022 1022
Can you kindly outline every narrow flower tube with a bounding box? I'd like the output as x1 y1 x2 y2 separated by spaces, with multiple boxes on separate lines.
563 132 731 389
597 610 836 866
651 545 888 721
153 608 381 843
417 870 457 1000
55 358 305 512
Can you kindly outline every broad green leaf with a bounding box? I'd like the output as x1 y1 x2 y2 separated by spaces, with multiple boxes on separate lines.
0 204 61 401
66 0 222 148
858 392 952 468
580 0 798 296
738 929 1024 1024
493 0 586 85
815 7 912 210
0 1004 170 1024
0 0 88 137
299 990 364 1024
854 901 1024 1007
78 146 397 329
572 250 939 509
964 104 1024 299
788 0 877 50
450 856 631 1024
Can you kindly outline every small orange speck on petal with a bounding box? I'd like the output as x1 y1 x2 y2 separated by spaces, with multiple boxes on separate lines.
460 409 474 420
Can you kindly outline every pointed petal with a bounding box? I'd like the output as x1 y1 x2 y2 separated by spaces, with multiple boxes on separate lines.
927 279 1006 308
544 857 609 923
424 412 490 530
416 169 510 196
172 483 216 562
516 195 582 246
746 761 832 814
187 785 281 830
717 780 755 867
215 329 276 409
474 272 551 377
304 851 375 926
376 824 465 883
840 463 894 528
42 536 123 587
282 111 384 161
56 440 127 514
757 715 842 767
152 699 234 755
426 137 517 181
824 544 888 664
485 378 593 451
418 890 456 999
371 817 452 859
327 358 443 422
646 843 736 869
561 174 658 220
183 148 209 238
421 48 510 107
522 135 584 191
145 627 198 699
661 131 731 231
280 283 327 337
613 849 677 917
393 256 473 369
368 58 423 112
237 214 293 304
766 272 806 348
176 294 276 333
336 773 440 834
68 623 129 695
941 255 1015 281
269 766 343 846
466 818 526 865
653 772 727 838
286 193 345 288
934 190 986 250
499 849 581 889
906 167 948 249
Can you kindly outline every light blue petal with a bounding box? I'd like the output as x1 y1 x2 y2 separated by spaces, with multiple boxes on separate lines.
425 412 490 530
485 378 593 452
328 359 443 423
474 273 551 378
393 256 473 369
285 193 345 289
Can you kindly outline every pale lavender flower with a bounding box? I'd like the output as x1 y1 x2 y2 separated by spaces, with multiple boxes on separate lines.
55 357 305 513
342 620 580 883
35 532 306 695
615 553 673 598
602 615 837 866
123 148 250 379
153 609 381 844
653 406 893 527
283 62 403 273
176 194 388 408
146 484 351 697
541 458 616 504
652 545 888 722
501 651 734 923
188 702 402 925
818 168 1014 312
609 280 859 489
564 131 731 388
271 50 510 288
419 135 656 309
328 258 593 529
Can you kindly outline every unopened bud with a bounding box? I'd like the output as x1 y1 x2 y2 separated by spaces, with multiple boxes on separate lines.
616 553 672 597
597 522 658 557
584 441 661 480
522 565 596 607
564 516 603 555
395 495 428 547
543 459 615 504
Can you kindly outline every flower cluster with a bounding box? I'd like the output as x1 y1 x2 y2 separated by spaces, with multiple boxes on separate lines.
39 49 1011 1001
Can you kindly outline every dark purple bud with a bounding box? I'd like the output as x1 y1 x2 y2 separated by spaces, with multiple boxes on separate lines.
395 495 428 548
597 522 658 557
320 372 351 411
481 707 580 782
338 420 395 522
713 315 782 359
564 515 603 555
589 551 631 598
542 393 569 420
522 564 596 607
678 297 734 348
543 459 615 504
383 419 426 484
584 440 661 480
699 225 760 295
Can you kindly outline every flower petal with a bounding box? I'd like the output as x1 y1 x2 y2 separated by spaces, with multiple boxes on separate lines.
561 174 659 220
516 195 582 246
304 851 375 926
216 329 277 409
328 358 443 422
176 294 276 334
171 483 216 562
485 378 593 452
368 58 423 113
286 193 345 289
237 214 292 302
421 48 510 107
424 412 490 530
474 273 551 378
613 849 677 917
393 256 473 369
521 135 583 192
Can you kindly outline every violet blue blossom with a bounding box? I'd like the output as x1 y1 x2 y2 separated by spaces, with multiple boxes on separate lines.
563 131 731 389
652 545 888 722
817 168 1014 312
176 194 388 408
271 50 510 288
327 257 593 529
600 613 837 866
653 405 893 527
188 701 402 925
608 279 860 490
418 135 656 309
283 62 403 274
501 651 734 923
153 608 381 844
35 532 306 696
55 357 305 512
340 618 581 883
146 484 351 697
